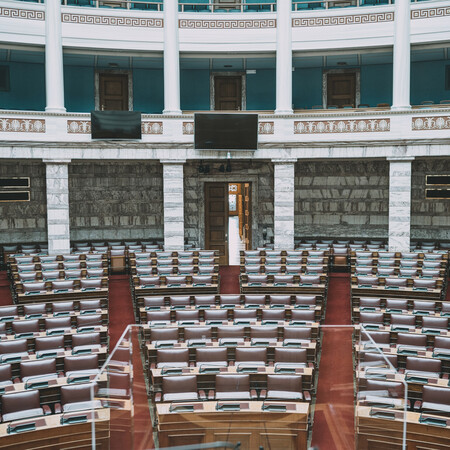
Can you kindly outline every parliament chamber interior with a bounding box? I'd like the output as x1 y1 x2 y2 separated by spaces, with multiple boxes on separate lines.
0 0 450 449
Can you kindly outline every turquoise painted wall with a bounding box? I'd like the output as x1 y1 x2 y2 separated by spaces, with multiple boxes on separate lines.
292 67 323 109
180 69 210 110
133 68 164 114
246 69 276 110
0 62 45 111
411 60 448 105
64 65 95 113
360 64 392 107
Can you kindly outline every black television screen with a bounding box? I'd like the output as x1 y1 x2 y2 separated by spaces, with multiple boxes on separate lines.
91 111 142 140
194 113 258 150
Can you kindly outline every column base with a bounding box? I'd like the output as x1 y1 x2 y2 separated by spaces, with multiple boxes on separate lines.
274 109 294 115
163 109 182 115
45 106 67 113
390 105 412 111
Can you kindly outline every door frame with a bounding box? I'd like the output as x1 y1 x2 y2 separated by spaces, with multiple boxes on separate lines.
210 72 246 111
95 70 133 111
322 68 360 109
200 176 257 261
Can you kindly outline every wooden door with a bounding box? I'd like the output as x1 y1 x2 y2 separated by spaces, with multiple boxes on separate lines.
242 183 251 250
214 76 242 111
327 73 356 108
205 183 228 265
99 73 129 111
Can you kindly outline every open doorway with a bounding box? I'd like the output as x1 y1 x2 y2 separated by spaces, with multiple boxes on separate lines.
205 182 251 265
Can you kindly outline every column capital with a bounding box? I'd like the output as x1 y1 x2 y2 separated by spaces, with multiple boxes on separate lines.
43 158 72 164
386 157 415 162
160 159 186 165
272 158 297 164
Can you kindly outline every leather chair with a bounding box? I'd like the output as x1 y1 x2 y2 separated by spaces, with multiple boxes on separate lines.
360 331 391 347
157 267 176 276
358 379 405 408
234 347 267 370
246 274 267 286
64 354 100 380
169 296 191 309
40 263 60 271
244 295 265 307
80 279 102 290
0 306 19 321
198 257 215 266
139 276 161 288
72 332 102 354
356 259 374 267
86 269 104 278
213 374 256 401
64 269 82 279
414 385 450 415
55 382 101 413
143 296 165 310
291 309 316 323
194 295 216 308
35 335 65 358
0 322 6 337
361 353 398 371
233 309 257 324
0 338 30 364
283 327 312 346
421 269 440 278
413 279 436 290
405 357 442 379
20 359 59 385
274 275 294 286
1 390 50 422
357 276 379 287
198 265 215 275
155 348 190 369
274 348 308 371
399 260 418 269
422 261 441 269
294 295 317 307
360 298 382 310
399 268 418 278
422 316 448 332
285 257 302 266
150 328 179 347
385 299 408 312
175 310 200 325
385 277 407 287
86 261 103 269
0 364 13 387
166 276 187 288
12 319 40 337
390 314 415 330
299 275 320 286
261 309 285 323
79 299 102 312
377 268 396 277
76 314 103 331
396 333 427 351
217 326 245 346
260 374 308 401
156 375 205 402
146 310 171 326
219 295 241 307
264 265 282 275
196 347 228 370
22 281 47 295
52 280 74 292
413 301 436 314
204 309 228 323
184 326 212 346
250 326 278 345
355 267 373 275
45 316 72 335
107 372 131 399
23 303 47 318
434 336 450 354
245 257 262 265
265 251 282 258
269 295 291 307
52 301 74 315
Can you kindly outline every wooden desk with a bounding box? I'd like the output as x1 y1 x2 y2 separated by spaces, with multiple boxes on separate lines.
16 288 110 304
0 408 110 450
133 283 220 297
157 400 309 450
351 285 443 301
240 282 327 295
356 405 450 450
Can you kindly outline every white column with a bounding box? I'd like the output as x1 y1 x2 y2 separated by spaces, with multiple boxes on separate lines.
44 159 71 255
391 0 411 111
45 0 66 113
275 0 293 115
162 160 185 251
388 157 414 252
273 159 296 250
163 0 181 114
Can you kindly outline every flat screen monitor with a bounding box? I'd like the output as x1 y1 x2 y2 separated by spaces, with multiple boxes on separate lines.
194 113 258 151
91 111 142 140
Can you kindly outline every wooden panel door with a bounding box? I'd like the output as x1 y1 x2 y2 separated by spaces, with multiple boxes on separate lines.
214 76 242 111
243 182 251 250
205 183 228 265
99 73 128 111
327 73 356 108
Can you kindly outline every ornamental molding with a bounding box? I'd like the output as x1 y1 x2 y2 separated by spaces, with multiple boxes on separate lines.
67 120 163 134
61 13 163 28
182 122 194 135
412 116 450 131
0 6 44 20
259 122 274 134
294 118 390 134
292 11 393 28
179 18 276 29
411 6 450 20
0 118 46 133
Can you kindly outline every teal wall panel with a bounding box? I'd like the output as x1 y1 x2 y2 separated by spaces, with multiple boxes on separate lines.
133 68 164 114
246 69 276 111
180 69 210 110
360 64 392 107
293 67 322 109
64 65 95 113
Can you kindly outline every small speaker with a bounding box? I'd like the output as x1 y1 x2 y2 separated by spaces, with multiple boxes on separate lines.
0 66 10 92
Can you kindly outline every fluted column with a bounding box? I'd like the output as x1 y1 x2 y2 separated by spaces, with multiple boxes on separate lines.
392 0 411 110
162 160 185 251
273 159 296 250
163 0 181 114
388 157 414 252
45 0 66 113
275 0 293 115
44 159 71 255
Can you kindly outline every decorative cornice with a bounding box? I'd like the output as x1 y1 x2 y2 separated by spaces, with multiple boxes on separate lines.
0 118 46 133
259 122 274 134
0 6 44 21
179 18 276 29
67 120 163 134
61 12 163 28
294 118 390 134
412 116 450 131
182 122 194 135
292 11 393 28
411 6 450 20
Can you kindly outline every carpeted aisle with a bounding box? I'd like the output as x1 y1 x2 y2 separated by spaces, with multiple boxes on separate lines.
0 271 13 306
219 265 241 294
311 273 355 450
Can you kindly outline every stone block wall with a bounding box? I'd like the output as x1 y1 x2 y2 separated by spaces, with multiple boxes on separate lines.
411 159 450 241
0 161 47 244
69 162 163 241
184 160 274 249
295 160 389 239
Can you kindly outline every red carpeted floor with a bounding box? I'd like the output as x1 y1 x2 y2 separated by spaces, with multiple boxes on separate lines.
219 265 241 294
0 271 13 306
311 273 355 450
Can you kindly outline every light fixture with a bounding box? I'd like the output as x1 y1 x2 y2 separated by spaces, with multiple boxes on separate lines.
337 61 347 66
108 63 119 67
224 64 232 68
246 69 256 75
225 151 232 173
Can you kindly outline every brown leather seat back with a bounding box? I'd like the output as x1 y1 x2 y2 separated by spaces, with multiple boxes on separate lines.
184 327 212 340
406 357 441 373
250 326 278 339
235 347 267 363
61 382 98 405
163 375 196 395
284 327 312 340
45 316 71 330
35 335 64 351
196 347 227 363
291 309 316 321
274 348 307 363
2 390 40 415
150 328 179 343
267 374 302 393
216 374 249 393
12 319 40 334
156 348 189 364
234 309 257 319
20 358 56 378
64 354 99 372
204 309 228 320
217 326 245 338
261 309 285 321
397 333 427 347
